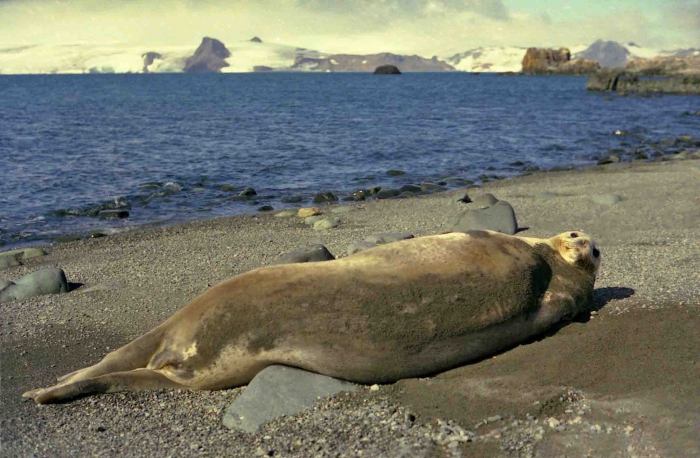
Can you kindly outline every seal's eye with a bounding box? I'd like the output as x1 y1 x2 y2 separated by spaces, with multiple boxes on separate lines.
570 232 579 238
592 248 600 258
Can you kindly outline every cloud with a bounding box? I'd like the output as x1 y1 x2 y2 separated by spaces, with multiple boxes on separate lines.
664 0 700 41
0 0 695 55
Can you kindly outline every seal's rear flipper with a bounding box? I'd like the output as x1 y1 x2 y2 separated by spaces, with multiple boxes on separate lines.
24 369 188 404
54 325 168 385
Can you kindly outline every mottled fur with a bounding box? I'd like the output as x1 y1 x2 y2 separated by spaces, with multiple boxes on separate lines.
24 230 599 404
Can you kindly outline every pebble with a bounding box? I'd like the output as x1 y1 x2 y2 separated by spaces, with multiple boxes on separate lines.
298 208 321 218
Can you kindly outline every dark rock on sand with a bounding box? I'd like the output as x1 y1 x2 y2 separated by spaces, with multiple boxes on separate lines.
184 37 231 73
471 193 499 209
597 155 621 165
365 233 414 244
271 244 335 265
451 201 518 235
0 248 46 270
223 365 356 432
453 190 472 204
375 189 401 199
250 36 263 43
374 65 401 75
0 268 70 303
313 192 338 204
346 241 379 256
98 210 130 219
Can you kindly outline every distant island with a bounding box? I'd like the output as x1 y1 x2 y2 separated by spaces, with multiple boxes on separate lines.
0 37 698 77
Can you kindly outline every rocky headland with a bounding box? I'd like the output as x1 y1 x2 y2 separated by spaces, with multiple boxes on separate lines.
521 47 599 75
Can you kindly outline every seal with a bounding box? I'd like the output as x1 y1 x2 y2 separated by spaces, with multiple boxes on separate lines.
23 230 600 404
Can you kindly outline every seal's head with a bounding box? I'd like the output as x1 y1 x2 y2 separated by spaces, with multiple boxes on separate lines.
550 231 601 276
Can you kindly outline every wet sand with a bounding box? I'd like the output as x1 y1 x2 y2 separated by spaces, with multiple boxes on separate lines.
1 160 699 457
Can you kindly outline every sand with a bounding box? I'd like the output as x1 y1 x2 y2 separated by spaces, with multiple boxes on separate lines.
1 160 698 457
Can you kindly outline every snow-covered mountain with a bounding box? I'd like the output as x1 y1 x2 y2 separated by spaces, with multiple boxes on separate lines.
443 47 527 73
0 40 320 75
0 38 697 75
572 40 679 68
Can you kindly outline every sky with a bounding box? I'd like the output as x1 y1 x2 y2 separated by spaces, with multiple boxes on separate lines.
0 0 698 55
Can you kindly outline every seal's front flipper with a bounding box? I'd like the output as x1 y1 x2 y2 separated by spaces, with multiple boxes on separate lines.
23 368 189 404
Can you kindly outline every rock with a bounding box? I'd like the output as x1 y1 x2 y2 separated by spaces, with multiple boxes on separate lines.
451 201 518 235
521 47 571 74
399 185 422 194
375 189 401 199
240 188 257 196
577 40 630 68
0 254 22 270
98 210 130 219
281 196 303 203
274 210 298 218
313 218 340 231
141 52 162 73
346 242 379 256
364 233 414 244
471 193 499 208
374 65 401 75
257 206 274 212
184 37 231 73
398 192 417 199
386 170 406 176
270 244 335 265
313 192 338 204
222 365 356 432
250 36 263 43
587 70 700 95
298 207 321 218
591 194 623 205
0 268 70 303
597 155 621 165
163 182 183 193
420 183 446 191
453 190 472 204
331 206 353 214
304 216 325 226
0 248 47 270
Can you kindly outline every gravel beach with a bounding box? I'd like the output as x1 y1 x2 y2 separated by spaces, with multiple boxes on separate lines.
1 160 699 458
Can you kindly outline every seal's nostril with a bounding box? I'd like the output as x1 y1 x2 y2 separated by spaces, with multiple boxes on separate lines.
593 248 600 258
570 232 579 238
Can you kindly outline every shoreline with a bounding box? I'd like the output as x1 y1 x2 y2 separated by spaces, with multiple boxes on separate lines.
4 132 699 252
1 159 699 457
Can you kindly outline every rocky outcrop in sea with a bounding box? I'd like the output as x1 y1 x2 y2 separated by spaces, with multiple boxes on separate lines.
521 47 599 75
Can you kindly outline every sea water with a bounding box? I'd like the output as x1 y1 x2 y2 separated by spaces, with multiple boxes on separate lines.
1 73 698 247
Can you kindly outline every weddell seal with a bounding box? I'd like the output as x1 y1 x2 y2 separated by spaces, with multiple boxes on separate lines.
23 230 600 404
